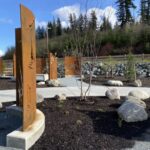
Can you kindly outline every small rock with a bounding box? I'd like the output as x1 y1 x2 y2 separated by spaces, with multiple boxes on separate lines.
36 93 44 103
128 90 149 100
55 93 67 101
106 80 123 86
46 80 60 87
126 96 146 108
132 79 142 87
105 88 120 100
117 100 148 122
37 81 45 85
0 102 2 108
81 75 84 79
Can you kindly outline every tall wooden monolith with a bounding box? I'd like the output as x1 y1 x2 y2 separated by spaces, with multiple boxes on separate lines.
16 5 36 131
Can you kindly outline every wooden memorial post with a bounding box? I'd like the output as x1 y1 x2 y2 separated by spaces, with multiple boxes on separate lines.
49 53 57 80
16 5 36 131
64 56 80 77
36 58 46 74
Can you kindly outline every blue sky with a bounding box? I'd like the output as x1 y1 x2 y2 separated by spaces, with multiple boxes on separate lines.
0 0 140 55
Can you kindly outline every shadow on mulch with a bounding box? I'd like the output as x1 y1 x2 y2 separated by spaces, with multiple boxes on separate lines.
0 79 65 90
79 109 150 141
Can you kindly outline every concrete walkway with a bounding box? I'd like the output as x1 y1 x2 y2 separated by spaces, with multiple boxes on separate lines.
0 77 150 102
0 85 150 102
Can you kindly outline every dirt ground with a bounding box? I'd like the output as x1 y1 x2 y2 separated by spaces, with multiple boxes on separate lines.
84 76 150 87
29 97 150 150
0 78 49 90
0 76 149 91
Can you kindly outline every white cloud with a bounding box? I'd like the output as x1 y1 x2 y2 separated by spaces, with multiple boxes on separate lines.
35 20 47 28
0 18 13 24
53 4 80 21
87 6 117 27
0 50 4 57
53 5 117 28
61 21 69 28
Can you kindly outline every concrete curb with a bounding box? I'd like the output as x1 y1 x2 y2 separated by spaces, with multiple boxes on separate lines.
7 109 45 150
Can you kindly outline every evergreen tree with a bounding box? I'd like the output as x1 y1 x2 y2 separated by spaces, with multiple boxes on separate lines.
78 14 84 33
83 14 88 31
56 18 62 36
89 11 97 30
116 0 136 28
141 0 150 25
69 13 77 31
47 22 54 38
36 26 46 39
100 17 112 31
52 19 57 37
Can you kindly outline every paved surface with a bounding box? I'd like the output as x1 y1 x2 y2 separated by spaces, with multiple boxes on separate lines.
0 85 150 103
0 77 150 150
0 146 22 150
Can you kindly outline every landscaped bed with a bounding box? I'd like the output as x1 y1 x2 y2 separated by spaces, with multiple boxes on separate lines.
29 97 150 150
83 75 150 87
0 78 61 90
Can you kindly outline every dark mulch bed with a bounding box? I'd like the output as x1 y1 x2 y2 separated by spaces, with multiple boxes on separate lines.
84 76 150 87
31 97 150 150
0 79 62 90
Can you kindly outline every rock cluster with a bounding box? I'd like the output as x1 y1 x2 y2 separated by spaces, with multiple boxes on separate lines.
57 62 150 78
117 90 149 123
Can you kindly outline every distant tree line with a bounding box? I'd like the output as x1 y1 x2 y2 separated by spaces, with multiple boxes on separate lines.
3 0 150 58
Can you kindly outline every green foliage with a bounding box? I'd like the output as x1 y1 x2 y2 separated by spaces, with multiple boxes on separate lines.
141 0 150 25
3 46 15 59
89 11 97 30
125 52 136 81
100 17 112 31
56 18 62 36
36 26 46 39
35 23 150 57
116 0 136 28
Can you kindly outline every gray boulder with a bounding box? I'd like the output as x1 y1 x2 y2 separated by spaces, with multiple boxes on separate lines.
107 80 123 86
126 96 146 108
118 100 148 122
128 90 149 100
105 88 120 100
0 102 2 108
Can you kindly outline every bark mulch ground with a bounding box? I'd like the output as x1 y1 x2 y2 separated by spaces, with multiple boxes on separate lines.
0 79 59 90
84 76 150 87
29 97 150 150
